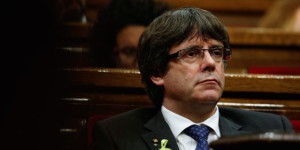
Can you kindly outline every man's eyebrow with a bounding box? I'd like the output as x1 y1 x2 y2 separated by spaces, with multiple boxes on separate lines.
184 45 201 49
184 44 223 49
210 44 224 48
193 45 204 48
182 43 224 50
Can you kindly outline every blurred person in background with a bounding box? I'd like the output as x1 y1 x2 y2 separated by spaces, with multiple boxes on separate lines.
89 0 169 68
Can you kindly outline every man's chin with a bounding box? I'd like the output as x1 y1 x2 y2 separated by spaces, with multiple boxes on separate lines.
191 97 219 105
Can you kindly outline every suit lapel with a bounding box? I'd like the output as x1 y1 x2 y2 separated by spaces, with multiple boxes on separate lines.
219 111 252 136
219 114 241 136
142 110 179 150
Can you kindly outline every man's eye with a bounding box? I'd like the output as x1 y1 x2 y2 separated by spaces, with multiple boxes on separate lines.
185 50 199 58
211 50 222 57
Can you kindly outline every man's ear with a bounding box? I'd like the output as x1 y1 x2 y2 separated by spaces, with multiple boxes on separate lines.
150 75 164 86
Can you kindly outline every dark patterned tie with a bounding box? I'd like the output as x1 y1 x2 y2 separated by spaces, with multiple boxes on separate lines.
184 125 210 150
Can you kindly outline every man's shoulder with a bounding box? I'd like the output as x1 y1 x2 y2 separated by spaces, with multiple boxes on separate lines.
92 107 160 149
219 107 295 132
95 107 159 127
219 107 281 119
218 107 291 127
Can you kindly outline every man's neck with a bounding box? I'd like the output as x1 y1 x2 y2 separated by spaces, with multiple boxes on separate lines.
162 100 217 123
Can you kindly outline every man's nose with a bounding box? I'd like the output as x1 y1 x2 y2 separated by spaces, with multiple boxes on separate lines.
199 51 216 72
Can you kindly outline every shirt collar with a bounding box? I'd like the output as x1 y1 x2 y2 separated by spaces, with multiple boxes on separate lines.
161 106 221 138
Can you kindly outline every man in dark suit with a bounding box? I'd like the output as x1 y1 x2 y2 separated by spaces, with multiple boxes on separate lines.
92 7 294 150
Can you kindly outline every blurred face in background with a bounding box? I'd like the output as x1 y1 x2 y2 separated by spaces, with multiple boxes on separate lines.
114 25 146 68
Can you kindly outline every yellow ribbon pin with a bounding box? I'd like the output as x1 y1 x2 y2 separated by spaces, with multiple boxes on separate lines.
159 139 171 150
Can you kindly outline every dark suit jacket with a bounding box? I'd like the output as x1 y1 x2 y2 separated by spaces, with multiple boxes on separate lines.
92 107 294 150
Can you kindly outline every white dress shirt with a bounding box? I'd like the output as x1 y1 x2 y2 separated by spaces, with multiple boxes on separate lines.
161 106 221 150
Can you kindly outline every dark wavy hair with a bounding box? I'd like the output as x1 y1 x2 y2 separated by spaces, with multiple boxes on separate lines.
137 7 230 108
89 0 169 67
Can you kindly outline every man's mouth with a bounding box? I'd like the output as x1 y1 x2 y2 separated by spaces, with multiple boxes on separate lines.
198 78 219 85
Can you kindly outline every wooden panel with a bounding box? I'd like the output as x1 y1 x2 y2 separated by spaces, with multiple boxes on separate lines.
228 28 300 46
85 0 275 25
86 0 274 12
227 48 300 68
63 68 300 94
60 23 300 46
219 98 300 120
158 0 274 12
61 22 93 39
224 74 300 94
63 68 142 88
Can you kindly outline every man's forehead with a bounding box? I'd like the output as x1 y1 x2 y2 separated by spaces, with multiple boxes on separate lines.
184 34 222 46
186 30 215 42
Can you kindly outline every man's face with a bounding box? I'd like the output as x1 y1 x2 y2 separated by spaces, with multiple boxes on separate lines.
154 35 225 106
114 25 146 68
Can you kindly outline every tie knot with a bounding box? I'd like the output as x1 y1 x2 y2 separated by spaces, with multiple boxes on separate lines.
184 125 210 142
